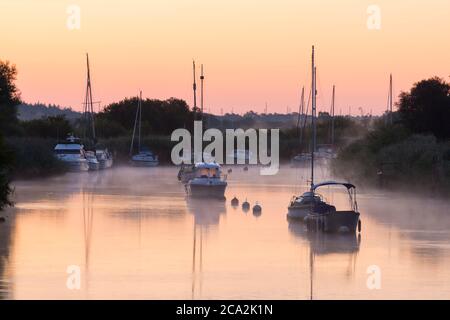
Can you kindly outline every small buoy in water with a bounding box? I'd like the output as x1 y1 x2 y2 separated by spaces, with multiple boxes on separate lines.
227 168 232 174
231 196 239 207
243 166 249 171
242 199 250 212
252 203 262 216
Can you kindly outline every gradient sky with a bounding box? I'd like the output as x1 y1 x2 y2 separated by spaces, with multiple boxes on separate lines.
1 0 449 115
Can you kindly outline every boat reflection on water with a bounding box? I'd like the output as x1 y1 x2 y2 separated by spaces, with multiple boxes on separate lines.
186 198 226 299
186 198 227 227
82 191 95 296
288 220 361 299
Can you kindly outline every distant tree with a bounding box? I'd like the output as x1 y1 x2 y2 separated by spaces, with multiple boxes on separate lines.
95 118 127 138
398 77 450 139
21 116 73 139
98 97 193 136
0 60 21 135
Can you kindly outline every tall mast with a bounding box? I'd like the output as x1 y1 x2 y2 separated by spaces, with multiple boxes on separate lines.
84 53 96 143
389 73 393 124
129 91 140 156
192 60 197 121
200 64 204 120
138 91 142 153
310 46 316 190
331 85 335 146
296 86 305 139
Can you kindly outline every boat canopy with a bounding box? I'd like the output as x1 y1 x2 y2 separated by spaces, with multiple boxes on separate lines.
312 181 356 191
194 162 221 170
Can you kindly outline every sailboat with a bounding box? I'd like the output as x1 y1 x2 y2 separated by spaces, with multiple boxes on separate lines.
130 91 159 167
288 47 361 234
81 53 113 170
81 53 100 171
287 46 326 219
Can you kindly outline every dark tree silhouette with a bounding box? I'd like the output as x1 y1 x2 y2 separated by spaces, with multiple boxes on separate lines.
0 60 20 209
97 97 194 137
22 116 73 139
0 60 21 135
398 77 450 139
0 133 13 210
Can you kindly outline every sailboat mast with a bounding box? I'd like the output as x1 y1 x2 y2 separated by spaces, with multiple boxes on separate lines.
138 91 142 153
296 86 305 139
84 53 96 143
200 64 204 120
331 85 335 146
389 73 393 124
310 46 316 190
193 60 197 121
130 91 139 156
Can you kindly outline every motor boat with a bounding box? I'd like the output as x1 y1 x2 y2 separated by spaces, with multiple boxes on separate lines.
186 162 227 199
131 147 159 167
54 134 89 172
305 181 361 233
95 146 113 169
85 150 100 171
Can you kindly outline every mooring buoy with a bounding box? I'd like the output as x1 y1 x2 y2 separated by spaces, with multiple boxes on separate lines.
242 200 250 212
252 203 262 216
231 196 239 207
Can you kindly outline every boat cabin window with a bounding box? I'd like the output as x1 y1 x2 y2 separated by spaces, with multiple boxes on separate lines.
197 167 219 178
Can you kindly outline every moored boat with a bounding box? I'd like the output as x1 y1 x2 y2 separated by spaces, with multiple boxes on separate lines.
186 163 227 199
305 181 361 233
95 146 113 169
54 134 89 172
131 147 159 167
85 150 100 171
129 91 159 167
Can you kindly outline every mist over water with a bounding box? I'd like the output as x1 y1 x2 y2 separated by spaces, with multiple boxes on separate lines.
1 166 450 299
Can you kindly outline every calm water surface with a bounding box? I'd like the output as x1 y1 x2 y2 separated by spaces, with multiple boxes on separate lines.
1 166 450 299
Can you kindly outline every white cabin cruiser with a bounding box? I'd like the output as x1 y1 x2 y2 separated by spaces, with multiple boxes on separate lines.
186 163 227 199
54 135 89 172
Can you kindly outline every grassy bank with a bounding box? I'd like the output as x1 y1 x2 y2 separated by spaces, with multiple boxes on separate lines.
5 137 67 179
332 123 450 193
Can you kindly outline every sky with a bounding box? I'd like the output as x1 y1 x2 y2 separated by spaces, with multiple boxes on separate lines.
1 0 449 115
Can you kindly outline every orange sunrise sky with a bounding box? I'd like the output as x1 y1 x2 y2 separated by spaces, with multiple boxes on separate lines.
1 0 449 115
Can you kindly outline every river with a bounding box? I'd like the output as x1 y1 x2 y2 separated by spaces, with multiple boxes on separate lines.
1 166 450 299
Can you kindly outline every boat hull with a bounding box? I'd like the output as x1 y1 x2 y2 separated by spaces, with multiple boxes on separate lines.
131 160 159 167
99 158 113 169
188 183 227 199
65 160 90 172
287 204 310 220
88 161 100 171
306 211 360 233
